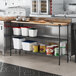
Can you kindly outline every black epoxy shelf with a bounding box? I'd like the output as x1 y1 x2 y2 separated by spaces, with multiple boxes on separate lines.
12 35 67 39
12 49 67 58
12 35 67 43
5 35 67 42
24 51 67 57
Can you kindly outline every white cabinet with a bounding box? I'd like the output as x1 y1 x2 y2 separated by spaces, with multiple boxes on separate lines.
39 0 48 14
31 0 38 14
31 0 49 15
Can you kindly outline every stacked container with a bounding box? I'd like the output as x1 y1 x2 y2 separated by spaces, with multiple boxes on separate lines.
13 27 21 35
29 28 38 37
60 41 67 55
46 45 58 56
13 37 25 50
22 40 37 51
21 27 31 36
40 44 46 53
54 41 67 56
33 44 39 53
13 26 38 37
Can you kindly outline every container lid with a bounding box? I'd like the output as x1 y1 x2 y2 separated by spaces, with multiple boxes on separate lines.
60 47 66 48
46 46 54 48
29 28 37 30
51 45 58 47
33 44 38 46
23 40 36 43
55 47 66 49
40 44 45 46
13 27 21 28
13 37 24 39
21 26 31 28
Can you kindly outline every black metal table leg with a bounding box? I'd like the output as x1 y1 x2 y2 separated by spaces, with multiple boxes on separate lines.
19 50 21 55
59 25 61 65
67 25 69 63
15 49 17 54
18 23 22 55
10 22 12 56
69 24 72 62
75 54 76 63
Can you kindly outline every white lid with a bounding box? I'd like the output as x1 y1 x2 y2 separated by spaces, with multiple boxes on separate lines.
40 44 45 46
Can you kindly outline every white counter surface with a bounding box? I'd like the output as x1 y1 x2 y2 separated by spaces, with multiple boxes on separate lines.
55 14 76 23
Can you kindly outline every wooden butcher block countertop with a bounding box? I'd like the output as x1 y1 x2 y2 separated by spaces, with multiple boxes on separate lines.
0 16 16 22
11 21 69 26
30 17 72 23
11 17 72 26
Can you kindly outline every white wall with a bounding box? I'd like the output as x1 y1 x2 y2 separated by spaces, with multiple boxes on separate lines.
7 0 31 7
0 0 31 9
64 0 76 11
0 0 76 10
68 0 76 3
0 0 8 10
0 0 31 17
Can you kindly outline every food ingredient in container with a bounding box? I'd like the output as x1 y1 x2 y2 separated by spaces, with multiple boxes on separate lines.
46 46 54 55
13 27 21 35
12 37 25 50
60 41 67 47
54 47 66 56
54 48 59 56
22 40 37 51
51 45 58 48
49 43 58 45
54 41 67 56
60 41 67 55
21 27 31 36
29 28 38 37
33 44 39 53
54 48 62 56
40 44 46 53
46 44 58 56
61 47 66 55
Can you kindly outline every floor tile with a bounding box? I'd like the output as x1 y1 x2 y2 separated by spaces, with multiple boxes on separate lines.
0 62 61 76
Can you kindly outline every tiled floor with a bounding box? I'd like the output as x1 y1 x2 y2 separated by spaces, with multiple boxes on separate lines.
0 62 60 76
0 53 76 76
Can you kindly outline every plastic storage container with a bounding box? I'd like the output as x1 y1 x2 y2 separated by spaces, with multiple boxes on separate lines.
46 46 54 55
33 44 39 53
60 41 67 55
22 40 37 51
13 37 25 50
40 44 46 53
46 45 58 55
54 47 62 56
21 27 31 36
13 27 21 35
29 28 38 37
